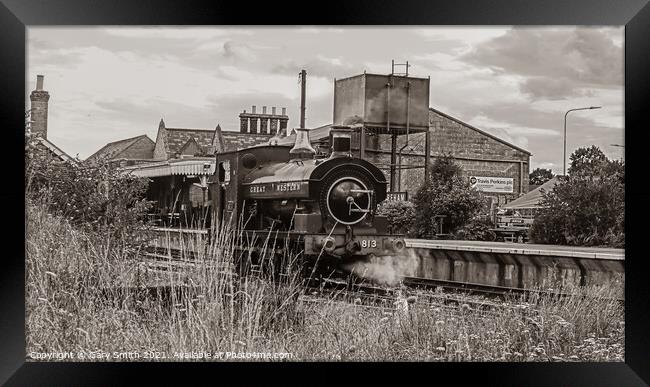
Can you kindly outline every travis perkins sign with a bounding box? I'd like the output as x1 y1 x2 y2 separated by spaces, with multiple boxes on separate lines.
469 176 514 193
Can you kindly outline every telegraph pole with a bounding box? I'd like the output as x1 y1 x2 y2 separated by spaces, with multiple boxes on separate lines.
299 69 306 128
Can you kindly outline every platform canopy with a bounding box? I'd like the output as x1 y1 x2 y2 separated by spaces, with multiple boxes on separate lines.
501 176 562 210
119 157 215 178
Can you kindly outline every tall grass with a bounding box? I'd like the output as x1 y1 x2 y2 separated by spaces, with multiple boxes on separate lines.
26 200 624 361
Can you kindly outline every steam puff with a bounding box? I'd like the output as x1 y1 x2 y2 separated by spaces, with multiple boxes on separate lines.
342 249 420 286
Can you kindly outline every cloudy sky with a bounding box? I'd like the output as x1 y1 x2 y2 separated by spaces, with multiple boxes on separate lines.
27 26 624 170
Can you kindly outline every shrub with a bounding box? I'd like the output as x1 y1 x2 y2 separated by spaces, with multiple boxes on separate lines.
413 155 484 238
25 135 154 245
454 215 496 241
376 200 416 235
529 146 624 247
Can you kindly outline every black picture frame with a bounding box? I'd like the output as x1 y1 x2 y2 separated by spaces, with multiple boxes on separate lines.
2 0 649 385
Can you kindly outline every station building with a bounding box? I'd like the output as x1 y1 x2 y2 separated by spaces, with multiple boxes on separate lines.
89 106 288 226
88 72 530 225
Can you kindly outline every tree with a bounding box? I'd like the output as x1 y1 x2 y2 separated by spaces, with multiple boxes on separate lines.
567 145 609 177
413 155 484 238
529 168 554 186
530 146 624 247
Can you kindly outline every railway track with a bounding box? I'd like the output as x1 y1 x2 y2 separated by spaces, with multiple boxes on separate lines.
136 245 623 313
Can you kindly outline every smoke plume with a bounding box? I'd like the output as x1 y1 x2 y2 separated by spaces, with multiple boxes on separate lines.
342 248 421 286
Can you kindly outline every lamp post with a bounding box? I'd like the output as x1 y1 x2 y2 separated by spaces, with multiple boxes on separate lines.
563 106 601 176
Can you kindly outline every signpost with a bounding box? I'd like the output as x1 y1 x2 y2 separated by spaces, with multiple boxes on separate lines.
469 176 514 193
386 191 408 201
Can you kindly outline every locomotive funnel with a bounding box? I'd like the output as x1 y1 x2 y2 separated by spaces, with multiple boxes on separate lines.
290 128 316 158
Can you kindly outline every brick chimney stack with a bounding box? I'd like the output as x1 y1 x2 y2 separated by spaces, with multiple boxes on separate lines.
239 109 249 133
239 104 289 135
249 105 258 134
30 74 50 138
279 107 288 133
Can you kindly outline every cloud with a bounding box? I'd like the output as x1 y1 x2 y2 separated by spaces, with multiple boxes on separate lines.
272 55 356 78
221 41 257 62
463 27 623 100
27 26 623 169
103 27 253 40
295 27 345 34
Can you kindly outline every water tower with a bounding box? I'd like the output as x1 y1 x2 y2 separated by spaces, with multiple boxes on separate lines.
332 61 431 193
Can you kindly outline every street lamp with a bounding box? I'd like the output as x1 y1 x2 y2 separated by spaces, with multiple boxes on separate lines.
563 106 601 176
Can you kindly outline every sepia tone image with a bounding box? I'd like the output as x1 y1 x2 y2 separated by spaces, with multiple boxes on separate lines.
25 26 624 362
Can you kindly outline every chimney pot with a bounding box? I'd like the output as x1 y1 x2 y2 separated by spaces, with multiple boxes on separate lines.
272 107 276 115
36 75 44 90
262 106 267 114
252 105 256 114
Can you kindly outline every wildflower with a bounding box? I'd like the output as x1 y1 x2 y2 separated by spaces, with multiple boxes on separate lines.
407 295 417 304
461 303 471 311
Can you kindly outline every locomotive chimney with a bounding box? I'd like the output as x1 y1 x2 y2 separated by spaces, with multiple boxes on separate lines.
290 128 316 159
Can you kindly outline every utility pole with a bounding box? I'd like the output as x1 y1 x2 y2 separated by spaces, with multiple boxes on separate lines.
299 69 306 129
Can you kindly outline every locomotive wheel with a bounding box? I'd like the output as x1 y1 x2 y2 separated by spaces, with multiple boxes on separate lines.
319 167 376 227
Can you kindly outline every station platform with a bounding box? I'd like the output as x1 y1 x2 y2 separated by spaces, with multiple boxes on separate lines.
405 239 624 261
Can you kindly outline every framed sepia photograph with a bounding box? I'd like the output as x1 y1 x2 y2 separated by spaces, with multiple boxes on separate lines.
2 0 649 385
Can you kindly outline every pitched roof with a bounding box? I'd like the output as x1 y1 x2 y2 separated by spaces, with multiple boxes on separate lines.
274 108 533 157
35 137 78 164
501 176 562 209
429 107 531 155
86 134 153 162
164 127 216 156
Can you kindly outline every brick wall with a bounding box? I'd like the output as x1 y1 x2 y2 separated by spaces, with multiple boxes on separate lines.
365 109 530 203
428 109 529 161
153 127 168 160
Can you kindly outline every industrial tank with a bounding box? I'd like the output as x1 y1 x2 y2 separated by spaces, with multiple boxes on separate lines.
333 73 430 133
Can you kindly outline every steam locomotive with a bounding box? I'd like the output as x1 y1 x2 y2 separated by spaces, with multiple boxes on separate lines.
211 125 406 270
